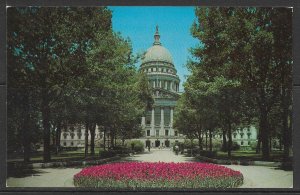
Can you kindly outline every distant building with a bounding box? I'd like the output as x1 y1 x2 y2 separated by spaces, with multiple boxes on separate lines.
60 124 103 147
214 126 258 149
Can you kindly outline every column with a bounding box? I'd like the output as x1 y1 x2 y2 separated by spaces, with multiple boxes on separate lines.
165 81 167 90
160 107 164 136
170 107 174 136
151 108 155 136
153 80 155 88
141 116 145 128
160 80 162 88
170 82 173 91
170 107 174 128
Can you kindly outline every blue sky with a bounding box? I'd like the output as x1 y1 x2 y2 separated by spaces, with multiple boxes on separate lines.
109 6 199 91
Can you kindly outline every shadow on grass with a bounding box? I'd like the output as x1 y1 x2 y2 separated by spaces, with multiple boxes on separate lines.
7 167 48 178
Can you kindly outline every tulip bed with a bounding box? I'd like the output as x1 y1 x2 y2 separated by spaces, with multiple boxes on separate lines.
74 162 243 188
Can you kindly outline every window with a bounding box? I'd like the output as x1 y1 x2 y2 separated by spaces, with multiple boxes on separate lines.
63 142 66 146
175 131 178 136
248 141 251 145
71 142 74 146
240 133 244 139
241 141 244 146
147 130 150 136
77 133 82 139
233 133 237 138
248 134 251 139
146 120 151 125
156 130 159 136
165 130 169 136
151 68 153 72
63 133 67 139
71 133 74 139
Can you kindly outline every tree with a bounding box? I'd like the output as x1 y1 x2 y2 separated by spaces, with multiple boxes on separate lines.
189 7 292 160
7 7 138 161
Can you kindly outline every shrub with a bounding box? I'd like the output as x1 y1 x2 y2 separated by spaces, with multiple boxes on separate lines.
249 141 258 150
199 150 217 158
99 150 117 158
127 140 144 153
231 142 240 151
74 162 243 188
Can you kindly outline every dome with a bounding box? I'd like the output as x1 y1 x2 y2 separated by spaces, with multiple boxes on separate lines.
141 25 174 65
142 45 173 64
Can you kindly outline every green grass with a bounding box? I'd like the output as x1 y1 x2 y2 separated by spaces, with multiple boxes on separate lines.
215 150 284 161
8 147 105 163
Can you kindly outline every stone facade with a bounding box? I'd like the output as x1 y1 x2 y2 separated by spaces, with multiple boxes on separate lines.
213 126 258 149
60 124 103 147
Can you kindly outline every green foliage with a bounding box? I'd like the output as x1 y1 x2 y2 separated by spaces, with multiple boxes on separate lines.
127 140 145 153
185 7 292 160
7 7 153 162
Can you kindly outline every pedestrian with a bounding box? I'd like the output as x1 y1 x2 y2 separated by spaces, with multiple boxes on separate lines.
175 145 179 155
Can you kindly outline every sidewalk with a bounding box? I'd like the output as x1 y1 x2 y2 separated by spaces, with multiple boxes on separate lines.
6 149 293 188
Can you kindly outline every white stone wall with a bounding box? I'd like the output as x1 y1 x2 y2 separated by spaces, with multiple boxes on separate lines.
60 124 103 147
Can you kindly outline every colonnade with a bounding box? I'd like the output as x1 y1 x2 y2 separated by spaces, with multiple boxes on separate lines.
142 107 174 137
149 80 179 92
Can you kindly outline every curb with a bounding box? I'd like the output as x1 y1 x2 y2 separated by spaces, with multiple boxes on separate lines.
8 156 122 169
195 155 282 167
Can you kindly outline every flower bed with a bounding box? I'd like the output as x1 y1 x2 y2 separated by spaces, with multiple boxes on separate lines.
74 162 243 188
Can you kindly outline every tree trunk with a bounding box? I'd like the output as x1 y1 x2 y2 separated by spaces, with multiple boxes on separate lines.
84 121 89 158
222 129 227 152
282 88 291 160
190 139 194 156
205 131 208 150
256 131 261 154
260 107 270 160
227 123 232 158
103 129 106 151
42 96 51 162
209 130 213 152
197 130 203 151
22 95 31 162
55 121 61 155
90 123 96 156
110 132 114 149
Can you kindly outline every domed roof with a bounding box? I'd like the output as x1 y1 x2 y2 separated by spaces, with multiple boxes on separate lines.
141 26 174 65
142 45 173 64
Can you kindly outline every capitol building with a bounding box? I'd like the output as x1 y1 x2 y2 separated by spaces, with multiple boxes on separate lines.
137 26 185 148
60 26 257 150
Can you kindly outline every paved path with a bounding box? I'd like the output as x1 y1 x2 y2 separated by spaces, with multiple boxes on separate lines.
122 148 195 162
6 149 293 188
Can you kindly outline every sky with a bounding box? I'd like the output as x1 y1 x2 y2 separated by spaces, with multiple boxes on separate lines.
109 6 199 92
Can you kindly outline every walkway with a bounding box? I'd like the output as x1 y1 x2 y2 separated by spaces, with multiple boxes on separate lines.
122 148 194 162
6 149 293 188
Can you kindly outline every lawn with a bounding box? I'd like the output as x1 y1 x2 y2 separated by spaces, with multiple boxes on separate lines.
7 147 105 163
215 150 285 161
